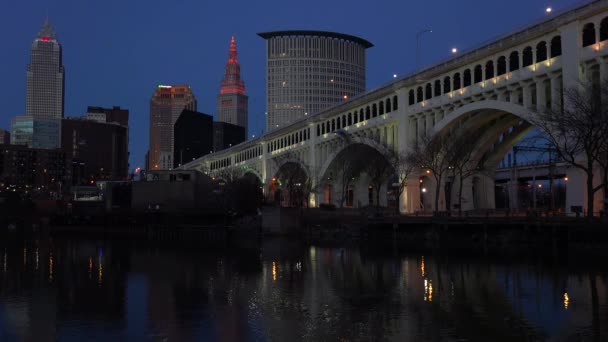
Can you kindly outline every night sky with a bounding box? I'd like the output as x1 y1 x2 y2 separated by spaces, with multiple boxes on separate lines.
0 0 583 170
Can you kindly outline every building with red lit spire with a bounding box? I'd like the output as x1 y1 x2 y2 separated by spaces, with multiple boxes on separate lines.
217 36 249 135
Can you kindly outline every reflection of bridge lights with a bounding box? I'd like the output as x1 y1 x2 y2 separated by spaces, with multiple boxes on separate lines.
98 256 103 286
272 261 277 281
428 281 433 302
421 188 427 193
563 292 569 309
49 253 54 283
420 256 425 277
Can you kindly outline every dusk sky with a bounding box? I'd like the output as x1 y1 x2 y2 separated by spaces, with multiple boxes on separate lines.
0 0 583 170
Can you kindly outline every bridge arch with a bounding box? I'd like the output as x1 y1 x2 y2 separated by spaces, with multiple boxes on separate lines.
426 100 542 211
433 100 537 135
317 136 393 184
269 157 310 207
242 168 263 184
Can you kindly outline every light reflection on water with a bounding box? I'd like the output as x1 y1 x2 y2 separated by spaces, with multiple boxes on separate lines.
0 236 606 341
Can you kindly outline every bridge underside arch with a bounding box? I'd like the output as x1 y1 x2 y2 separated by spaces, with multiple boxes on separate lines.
319 142 394 208
413 100 553 213
270 161 310 207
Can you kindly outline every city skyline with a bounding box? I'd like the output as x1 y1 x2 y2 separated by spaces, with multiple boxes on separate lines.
0 0 583 170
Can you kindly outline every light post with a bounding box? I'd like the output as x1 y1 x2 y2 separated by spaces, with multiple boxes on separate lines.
416 29 433 69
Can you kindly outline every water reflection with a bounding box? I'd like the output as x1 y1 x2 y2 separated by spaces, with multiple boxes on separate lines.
0 236 606 341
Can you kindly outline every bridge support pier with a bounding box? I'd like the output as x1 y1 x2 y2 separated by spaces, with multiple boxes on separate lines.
473 174 496 210
507 180 520 210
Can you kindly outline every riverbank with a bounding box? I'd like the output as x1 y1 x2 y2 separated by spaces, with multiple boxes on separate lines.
2 208 607 253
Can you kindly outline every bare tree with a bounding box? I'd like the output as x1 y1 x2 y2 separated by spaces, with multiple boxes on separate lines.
388 148 419 215
412 133 452 213
330 150 367 208
213 166 243 215
271 152 311 207
364 152 393 209
445 131 479 216
533 80 608 218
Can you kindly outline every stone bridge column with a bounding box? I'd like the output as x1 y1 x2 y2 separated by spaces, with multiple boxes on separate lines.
507 180 520 210
497 90 508 102
522 81 533 109
550 75 562 112
565 168 585 215
535 77 547 113
599 57 608 106
474 173 496 209
262 142 269 199
451 177 475 212
417 115 426 139
425 112 434 133
559 22 582 97
309 126 318 208
509 86 520 105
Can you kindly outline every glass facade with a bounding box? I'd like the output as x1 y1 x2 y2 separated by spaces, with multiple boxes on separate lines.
10 116 34 146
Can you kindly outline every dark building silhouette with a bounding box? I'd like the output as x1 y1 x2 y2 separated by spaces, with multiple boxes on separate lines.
0 129 9 144
173 110 213 168
61 117 128 184
0 145 70 194
213 122 245 152
86 106 129 126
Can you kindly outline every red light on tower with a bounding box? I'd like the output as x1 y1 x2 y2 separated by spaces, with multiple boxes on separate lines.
220 36 246 95
41 37 50 41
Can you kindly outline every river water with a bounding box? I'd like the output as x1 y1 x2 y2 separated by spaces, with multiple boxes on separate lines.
0 235 606 341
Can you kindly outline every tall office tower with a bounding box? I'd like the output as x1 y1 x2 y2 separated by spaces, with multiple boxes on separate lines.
217 36 249 135
148 85 197 170
25 18 65 149
258 31 372 131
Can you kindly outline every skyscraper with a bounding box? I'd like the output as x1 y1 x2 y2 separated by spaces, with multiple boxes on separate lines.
258 31 372 131
148 85 197 170
217 36 249 135
25 18 65 149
